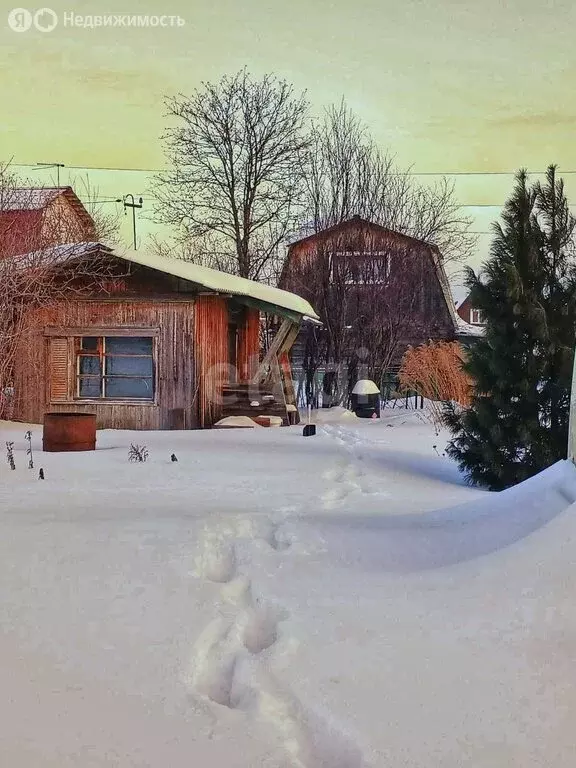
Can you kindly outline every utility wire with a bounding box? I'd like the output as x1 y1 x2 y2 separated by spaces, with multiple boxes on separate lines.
10 162 576 176
13 164 576 210
82 195 576 209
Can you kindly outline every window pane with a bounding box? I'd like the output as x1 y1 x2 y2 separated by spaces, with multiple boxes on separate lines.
81 337 99 351
78 377 102 398
105 377 154 399
79 355 102 375
105 337 152 355
105 355 153 377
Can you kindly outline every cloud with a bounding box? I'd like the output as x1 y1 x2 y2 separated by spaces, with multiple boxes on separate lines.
491 112 576 129
76 67 153 92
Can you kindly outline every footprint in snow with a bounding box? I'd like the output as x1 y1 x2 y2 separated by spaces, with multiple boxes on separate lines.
202 540 237 583
321 485 350 509
186 617 241 708
255 671 367 768
261 521 292 552
220 575 253 609
240 601 282 654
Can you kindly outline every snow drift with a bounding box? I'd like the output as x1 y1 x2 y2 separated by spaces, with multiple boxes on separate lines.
1 415 576 767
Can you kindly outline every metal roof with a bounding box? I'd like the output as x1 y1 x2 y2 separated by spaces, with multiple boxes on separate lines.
1 187 64 211
115 246 320 320
11 241 320 321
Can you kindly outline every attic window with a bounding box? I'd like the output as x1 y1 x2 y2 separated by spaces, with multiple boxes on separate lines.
76 336 155 400
332 252 390 284
470 309 485 325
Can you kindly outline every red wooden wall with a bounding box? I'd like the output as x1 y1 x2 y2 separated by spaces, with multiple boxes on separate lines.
12 299 197 430
194 295 229 427
237 308 260 381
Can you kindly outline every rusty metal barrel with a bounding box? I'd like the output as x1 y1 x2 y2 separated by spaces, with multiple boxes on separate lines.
42 412 97 452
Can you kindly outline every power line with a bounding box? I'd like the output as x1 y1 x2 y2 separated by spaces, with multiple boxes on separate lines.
51 191 514 208
391 170 576 177
10 162 576 176
11 163 576 210
80 196 576 211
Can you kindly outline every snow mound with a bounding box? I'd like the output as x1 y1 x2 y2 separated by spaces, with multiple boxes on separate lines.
308 407 358 424
214 416 262 428
3 417 576 766
304 459 576 572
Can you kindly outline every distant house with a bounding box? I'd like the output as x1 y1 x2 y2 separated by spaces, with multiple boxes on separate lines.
0 186 95 257
456 292 485 327
453 291 485 344
279 216 460 399
9 243 318 429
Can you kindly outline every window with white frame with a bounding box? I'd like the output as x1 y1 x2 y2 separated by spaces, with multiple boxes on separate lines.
470 308 485 325
76 336 155 400
331 252 390 284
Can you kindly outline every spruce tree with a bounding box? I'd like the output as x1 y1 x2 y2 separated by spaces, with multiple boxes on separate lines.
445 167 576 490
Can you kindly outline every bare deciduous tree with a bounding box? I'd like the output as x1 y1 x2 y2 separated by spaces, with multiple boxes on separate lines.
154 69 311 280
302 101 476 263
72 174 123 245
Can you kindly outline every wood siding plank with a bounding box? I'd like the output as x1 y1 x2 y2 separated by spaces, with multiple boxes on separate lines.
237 308 260 381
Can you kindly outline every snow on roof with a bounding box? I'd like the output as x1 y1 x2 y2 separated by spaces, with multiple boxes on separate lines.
114 246 320 320
3 241 107 269
10 240 320 320
456 317 484 337
428 247 462 333
1 187 65 211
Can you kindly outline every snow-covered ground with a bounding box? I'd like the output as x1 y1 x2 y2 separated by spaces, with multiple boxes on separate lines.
1 408 576 767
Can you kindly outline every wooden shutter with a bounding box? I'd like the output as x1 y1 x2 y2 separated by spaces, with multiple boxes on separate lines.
48 337 70 402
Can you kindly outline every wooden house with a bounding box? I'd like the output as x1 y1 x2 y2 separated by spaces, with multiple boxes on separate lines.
456 292 485 327
0 186 96 258
279 216 460 399
281 216 458 344
9 243 318 430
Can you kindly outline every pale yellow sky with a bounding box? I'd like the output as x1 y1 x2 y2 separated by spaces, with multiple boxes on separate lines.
2 0 576 275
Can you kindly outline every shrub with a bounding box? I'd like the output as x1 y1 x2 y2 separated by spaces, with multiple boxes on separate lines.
399 341 473 425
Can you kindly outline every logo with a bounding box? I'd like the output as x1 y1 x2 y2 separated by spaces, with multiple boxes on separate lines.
7 6 58 32
7 7 32 31
34 7 57 31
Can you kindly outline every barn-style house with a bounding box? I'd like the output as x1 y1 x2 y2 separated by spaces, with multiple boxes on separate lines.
9 243 318 430
279 215 462 403
281 215 460 355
